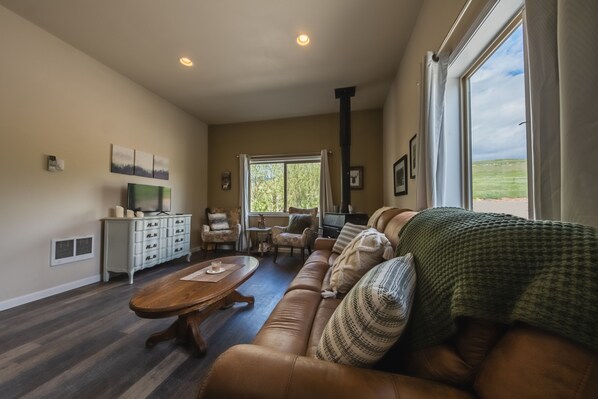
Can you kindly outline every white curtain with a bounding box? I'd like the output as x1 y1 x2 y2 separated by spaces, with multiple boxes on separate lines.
416 51 449 210
319 149 333 228
525 0 598 227
238 154 250 250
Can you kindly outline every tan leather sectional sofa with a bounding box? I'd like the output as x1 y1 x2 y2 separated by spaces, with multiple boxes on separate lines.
199 208 597 399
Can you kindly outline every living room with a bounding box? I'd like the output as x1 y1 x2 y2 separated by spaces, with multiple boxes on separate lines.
1 0 597 398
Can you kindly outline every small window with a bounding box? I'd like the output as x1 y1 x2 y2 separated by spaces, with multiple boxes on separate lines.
249 157 320 213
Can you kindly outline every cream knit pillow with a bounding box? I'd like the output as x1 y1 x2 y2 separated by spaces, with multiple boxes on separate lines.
327 228 394 295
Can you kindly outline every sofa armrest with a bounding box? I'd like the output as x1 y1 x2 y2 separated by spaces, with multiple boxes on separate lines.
198 345 473 399
314 237 336 251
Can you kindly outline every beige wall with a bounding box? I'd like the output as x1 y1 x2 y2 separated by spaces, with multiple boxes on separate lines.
382 0 468 208
208 109 383 223
0 6 208 306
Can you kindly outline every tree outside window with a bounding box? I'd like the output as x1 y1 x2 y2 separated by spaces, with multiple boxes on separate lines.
250 160 320 213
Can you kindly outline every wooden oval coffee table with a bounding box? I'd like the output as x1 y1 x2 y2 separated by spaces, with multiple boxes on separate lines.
129 255 259 356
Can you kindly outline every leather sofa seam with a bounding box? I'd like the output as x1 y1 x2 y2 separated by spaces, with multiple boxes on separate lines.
573 356 595 399
391 377 402 399
283 354 299 399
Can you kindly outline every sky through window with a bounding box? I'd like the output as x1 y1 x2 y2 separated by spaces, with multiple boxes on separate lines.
470 25 526 161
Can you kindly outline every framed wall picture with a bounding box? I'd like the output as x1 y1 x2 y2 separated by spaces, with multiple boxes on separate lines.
409 134 417 179
349 166 364 190
153 155 169 180
134 150 153 178
111 144 134 175
393 155 408 196
221 171 231 190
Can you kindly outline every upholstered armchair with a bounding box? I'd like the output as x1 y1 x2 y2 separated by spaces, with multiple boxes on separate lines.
272 207 318 262
201 207 241 255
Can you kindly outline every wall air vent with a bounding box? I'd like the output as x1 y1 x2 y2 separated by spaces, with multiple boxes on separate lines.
51 235 94 266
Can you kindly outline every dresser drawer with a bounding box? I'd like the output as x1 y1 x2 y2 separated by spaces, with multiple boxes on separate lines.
167 226 187 237
142 229 160 240
135 219 161 230
173 236 187 246
142 239 160 252
141 250 159 267
170 217 188 227
172 244 189 256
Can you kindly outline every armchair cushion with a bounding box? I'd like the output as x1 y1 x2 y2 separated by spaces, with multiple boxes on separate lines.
315 254 416 368
287 214 313 234
207 212 230 231
273 232 307 247
201 224 240 243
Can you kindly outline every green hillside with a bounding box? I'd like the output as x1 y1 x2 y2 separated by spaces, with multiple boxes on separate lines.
472 159 527 199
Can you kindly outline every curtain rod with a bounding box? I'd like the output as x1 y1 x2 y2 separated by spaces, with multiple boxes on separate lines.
433 0 473 61
236 150 332 159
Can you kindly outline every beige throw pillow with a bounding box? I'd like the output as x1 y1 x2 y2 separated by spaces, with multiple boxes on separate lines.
328 228 394 295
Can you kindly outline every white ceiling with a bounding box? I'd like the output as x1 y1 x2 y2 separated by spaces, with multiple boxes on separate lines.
0 0 423 125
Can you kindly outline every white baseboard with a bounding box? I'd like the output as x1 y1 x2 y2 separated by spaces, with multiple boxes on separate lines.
0 275 101 312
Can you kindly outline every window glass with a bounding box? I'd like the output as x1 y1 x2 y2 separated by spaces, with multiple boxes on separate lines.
250 163 284 212
287 162 320 209
467 24 528 217
249 160 320 213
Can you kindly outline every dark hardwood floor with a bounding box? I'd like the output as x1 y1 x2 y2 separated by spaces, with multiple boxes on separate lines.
0 252 303 399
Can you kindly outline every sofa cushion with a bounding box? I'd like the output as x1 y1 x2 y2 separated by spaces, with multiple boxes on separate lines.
315 254 416 368
405 318 507 386
328 228 394 295
207 212 230 230
306 298 342 357
474 324 598 399
286 260 330 294
252 289 322 355
332 223 367 254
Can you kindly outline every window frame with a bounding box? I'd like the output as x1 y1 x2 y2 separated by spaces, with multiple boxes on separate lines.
460 13 526 210
248 155 321 216
443 0 533 218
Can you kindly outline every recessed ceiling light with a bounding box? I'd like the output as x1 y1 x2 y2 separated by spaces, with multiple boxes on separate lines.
179 57 193 67
296 34 310 46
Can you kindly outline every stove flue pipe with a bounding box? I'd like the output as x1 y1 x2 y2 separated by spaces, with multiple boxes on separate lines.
334 86 356 214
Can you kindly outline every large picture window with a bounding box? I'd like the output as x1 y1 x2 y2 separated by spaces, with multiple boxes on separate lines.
249 156 320 213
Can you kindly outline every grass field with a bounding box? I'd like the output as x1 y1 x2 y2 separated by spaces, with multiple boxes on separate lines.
472 159 527 199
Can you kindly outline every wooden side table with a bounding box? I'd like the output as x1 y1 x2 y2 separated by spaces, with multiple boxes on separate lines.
245 227 272 256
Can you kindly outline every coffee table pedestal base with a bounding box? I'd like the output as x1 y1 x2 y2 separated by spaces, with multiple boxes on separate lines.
144 290 254 356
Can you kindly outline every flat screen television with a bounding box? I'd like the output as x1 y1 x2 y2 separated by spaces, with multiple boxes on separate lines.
127 183 171 213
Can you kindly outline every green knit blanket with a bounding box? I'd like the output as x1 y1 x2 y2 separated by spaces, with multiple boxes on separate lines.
395 207 598 352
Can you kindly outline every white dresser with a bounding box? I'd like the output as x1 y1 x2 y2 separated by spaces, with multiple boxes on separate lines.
102 214 191 284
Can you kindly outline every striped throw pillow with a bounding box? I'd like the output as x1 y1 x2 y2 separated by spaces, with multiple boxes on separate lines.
314 254 416 368
332 223 367 254
208 212 230 231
